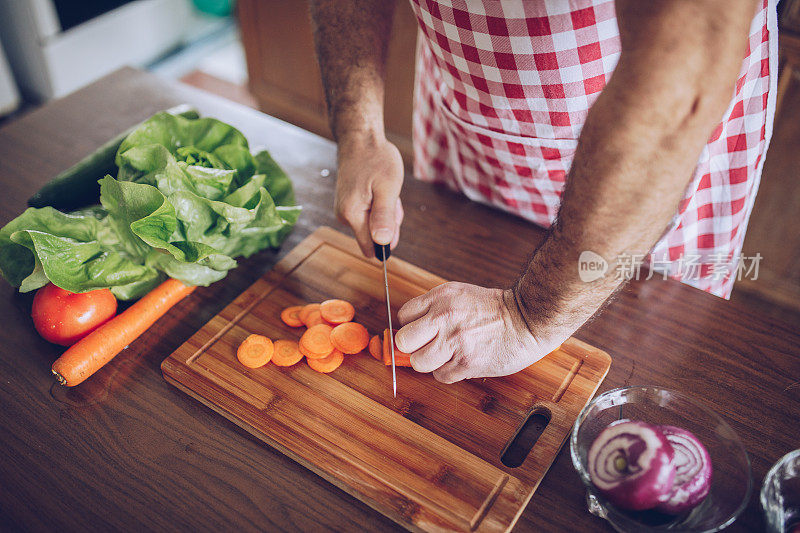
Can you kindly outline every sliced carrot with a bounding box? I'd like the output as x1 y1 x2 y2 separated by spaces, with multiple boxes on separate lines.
368 335 382 361
383 328 412 367
237 334 274 368
394 354 413 367
298 341 319 359
298 303 321 326
280 305 305 327
272 339 304 366
299 341 333 359
303 308 328 327
300 323 335 358
307 349 344 373
330 322 369 354
382 329 391 365
51 278 196 387
319 299 355 324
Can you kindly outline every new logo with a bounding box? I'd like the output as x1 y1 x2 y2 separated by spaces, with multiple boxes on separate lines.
578 251 608 283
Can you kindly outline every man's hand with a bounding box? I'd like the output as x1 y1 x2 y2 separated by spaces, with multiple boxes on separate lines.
394 282 569 383
336 134 404 257
310 0 402 257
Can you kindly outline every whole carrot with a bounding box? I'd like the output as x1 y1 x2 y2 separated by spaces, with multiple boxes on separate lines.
51 278 196 386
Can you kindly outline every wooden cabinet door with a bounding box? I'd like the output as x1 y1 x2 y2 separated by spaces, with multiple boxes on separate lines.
238 0 417 163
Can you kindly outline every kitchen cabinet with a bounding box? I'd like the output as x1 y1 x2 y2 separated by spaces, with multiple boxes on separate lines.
238 0 417 163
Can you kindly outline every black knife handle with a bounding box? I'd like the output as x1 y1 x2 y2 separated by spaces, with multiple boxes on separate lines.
373 242 391 261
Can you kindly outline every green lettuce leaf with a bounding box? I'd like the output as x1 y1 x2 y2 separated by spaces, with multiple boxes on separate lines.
145 247 236 287
254 150 295 206
213 144 256 186
0 207 158 295
167 185 296 258
116 144 237 200
116 112 255 189
99 175 172 259
110 269 164 300
117 112 249 158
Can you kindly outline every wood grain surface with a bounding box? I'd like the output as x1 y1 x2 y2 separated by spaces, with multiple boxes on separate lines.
0 68 798 532
162 227 611 532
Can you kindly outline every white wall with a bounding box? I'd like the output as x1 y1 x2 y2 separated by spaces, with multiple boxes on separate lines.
0 0 194 102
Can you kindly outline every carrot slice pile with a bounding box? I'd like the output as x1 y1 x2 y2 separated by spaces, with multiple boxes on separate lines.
368 335 382 361
280 306 304 327
307 349 344 373
320 299 355 324
237 334 274 368
300 324 335 358
298 303 321 327
330 322 369 354
272 339 303 366
235 298 419 375
383 328 413 367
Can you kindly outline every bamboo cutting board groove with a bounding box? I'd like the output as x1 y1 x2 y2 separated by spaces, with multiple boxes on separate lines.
162 227 611 532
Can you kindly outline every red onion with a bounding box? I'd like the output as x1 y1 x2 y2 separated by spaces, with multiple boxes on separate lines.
655 425 712 514
587 420 676 511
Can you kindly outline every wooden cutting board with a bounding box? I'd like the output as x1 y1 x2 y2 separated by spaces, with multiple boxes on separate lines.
162 227 611 532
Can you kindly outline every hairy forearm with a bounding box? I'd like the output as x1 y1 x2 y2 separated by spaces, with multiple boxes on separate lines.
514 0 757 334
310 0 396 142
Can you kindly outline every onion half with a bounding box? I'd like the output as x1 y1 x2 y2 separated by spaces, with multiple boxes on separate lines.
655 425 712 514
587 420 676 511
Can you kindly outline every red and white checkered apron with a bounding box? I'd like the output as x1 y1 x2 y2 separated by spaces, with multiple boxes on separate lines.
409 0 777 298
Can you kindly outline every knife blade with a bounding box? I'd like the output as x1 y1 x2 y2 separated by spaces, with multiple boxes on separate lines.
374 242 396 397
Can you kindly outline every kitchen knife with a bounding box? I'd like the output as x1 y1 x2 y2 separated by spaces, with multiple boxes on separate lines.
374 242 396 397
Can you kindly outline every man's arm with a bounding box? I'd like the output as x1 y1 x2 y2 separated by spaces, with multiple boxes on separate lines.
513 0 758 338
396 0 759 383
310 0 404 257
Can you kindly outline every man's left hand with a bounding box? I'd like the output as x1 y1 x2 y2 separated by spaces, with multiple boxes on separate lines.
395 282 566 383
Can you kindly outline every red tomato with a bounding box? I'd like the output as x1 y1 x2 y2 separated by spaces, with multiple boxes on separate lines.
31 284 117 346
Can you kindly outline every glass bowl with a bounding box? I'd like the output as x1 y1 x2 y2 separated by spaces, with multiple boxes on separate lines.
570 386 752 532
761 449 800 532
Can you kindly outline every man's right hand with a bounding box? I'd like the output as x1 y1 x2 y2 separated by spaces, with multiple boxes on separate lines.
335 133 404 258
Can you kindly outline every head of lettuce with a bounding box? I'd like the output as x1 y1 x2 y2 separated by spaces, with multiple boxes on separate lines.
0 112 301 300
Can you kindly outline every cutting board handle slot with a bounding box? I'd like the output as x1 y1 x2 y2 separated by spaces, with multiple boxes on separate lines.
500 406 551 468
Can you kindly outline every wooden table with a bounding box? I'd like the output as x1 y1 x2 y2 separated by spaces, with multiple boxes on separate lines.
0 68 797 532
